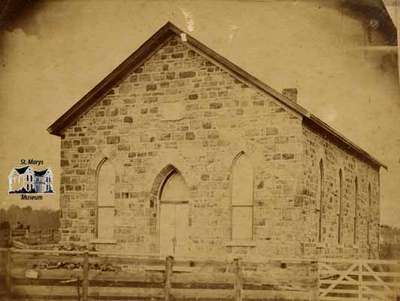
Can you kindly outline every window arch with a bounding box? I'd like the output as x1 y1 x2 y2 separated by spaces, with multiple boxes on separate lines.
338 169 343 245
318 159 324 243
96 158 115 240
159 169 189 202
231 152 253 240
354 177 358 244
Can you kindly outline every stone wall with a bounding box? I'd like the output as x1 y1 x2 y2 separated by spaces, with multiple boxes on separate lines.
59 35 307 257
58 35 380 259
302 125 380 258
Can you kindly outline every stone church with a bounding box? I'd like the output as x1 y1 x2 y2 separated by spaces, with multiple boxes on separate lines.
48 22 385 259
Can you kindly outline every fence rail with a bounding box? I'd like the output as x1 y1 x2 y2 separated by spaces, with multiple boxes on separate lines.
0 248 316 301
0 247 399 301
318 259 400 301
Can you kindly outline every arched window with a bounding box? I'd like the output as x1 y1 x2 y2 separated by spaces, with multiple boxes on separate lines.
367 183 372 245
96 158 115 240
318 159 324 242
338 169 343 245
231 153 253 240
354 177 358 244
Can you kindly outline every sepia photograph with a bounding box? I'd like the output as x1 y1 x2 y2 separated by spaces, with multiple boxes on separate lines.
0 0 400 300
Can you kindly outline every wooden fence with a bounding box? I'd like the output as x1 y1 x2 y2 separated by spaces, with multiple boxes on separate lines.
1 248 399 301
318 258 400 301
0 248 316 301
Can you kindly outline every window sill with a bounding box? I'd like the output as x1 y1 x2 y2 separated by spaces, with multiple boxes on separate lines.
90 239 117 244
225 240 257 247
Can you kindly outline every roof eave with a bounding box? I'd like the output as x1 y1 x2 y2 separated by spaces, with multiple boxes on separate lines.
305 114 387 170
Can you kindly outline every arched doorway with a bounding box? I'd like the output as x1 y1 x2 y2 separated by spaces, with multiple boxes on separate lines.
159 168 189 256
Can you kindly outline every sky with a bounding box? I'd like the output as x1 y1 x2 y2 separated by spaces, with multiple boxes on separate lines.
0 0 399 227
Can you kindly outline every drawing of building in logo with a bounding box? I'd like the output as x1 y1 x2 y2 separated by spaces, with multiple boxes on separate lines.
8 166 54 194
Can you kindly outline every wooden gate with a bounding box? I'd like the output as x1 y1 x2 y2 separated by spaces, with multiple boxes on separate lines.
318 259 400 301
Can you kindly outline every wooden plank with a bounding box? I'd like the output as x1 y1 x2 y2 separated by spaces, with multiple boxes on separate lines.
242 288 311 300
173 259 229 270
319 297 370 301
10 248 84 255
87 286 165 298
12 285 165 299
11 254 83 266
8 295 81 300
13 278 81 286
361 289 394 298
320 280 363 285
12 285 79 296
359 271 400 277
89 280 164 288
170 288 234 299
320 258 400 265
172 282 233 290
89 270 164 282
11 267 82 279
318 288 361 294
359 281 400 288
243 273 313 288
89 256 165 266
171 272 235 284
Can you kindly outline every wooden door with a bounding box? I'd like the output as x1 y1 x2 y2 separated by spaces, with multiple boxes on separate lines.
159 170 189 256
160 203 189 256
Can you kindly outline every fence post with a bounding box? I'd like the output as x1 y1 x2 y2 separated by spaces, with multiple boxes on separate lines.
234 258 243 301
165 256 173 301
82 251 89 301
5 248 12 295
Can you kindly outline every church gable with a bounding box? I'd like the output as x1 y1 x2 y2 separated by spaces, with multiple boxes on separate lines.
51 22 384 170
62 35 296 139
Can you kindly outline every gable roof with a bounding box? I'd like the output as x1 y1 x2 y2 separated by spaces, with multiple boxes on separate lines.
47 22 386 170
15 166 30 174
34 169 48 176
